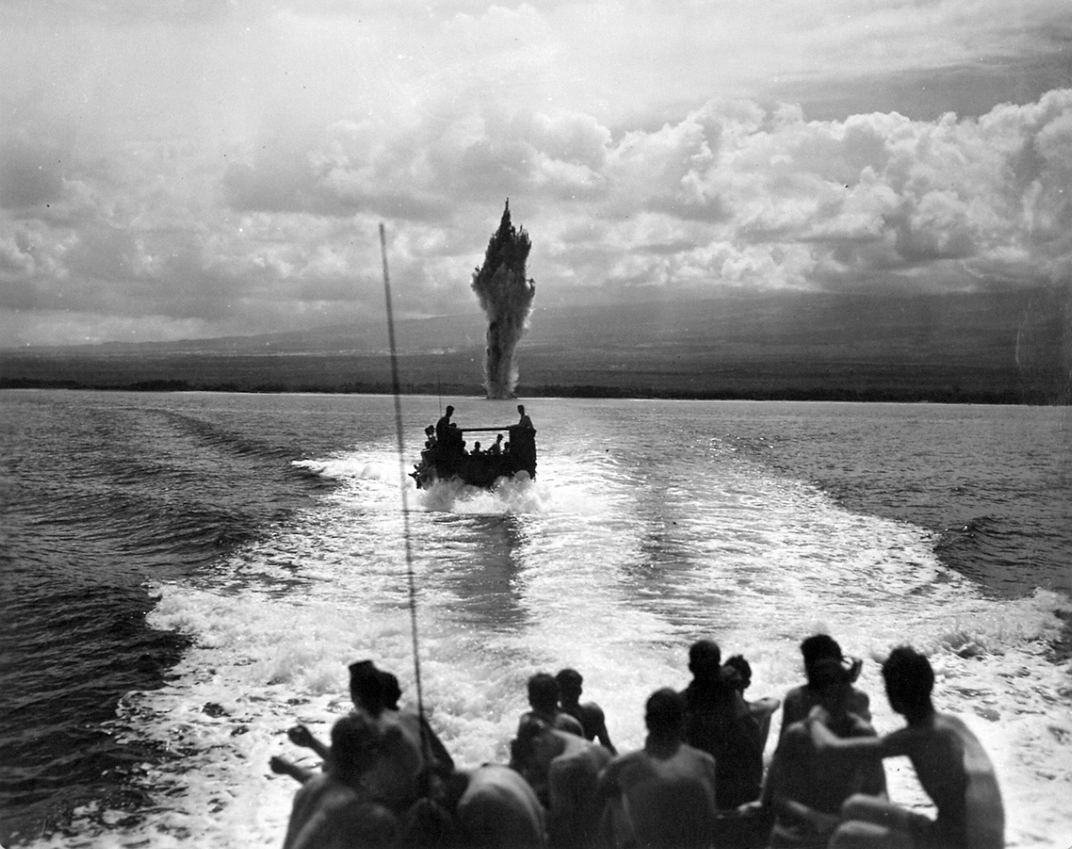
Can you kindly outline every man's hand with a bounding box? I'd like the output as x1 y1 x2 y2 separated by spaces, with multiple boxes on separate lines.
288 724 316 748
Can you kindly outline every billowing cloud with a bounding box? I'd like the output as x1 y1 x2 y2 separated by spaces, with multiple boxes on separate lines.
1 0 1071 345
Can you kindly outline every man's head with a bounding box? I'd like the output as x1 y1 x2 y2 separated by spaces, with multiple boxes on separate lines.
518 404 525 415
809 657 858 715
330 713 382 783
723 654 752 691
349 660 385 716
882 646 934 716
645 688 686 740
445 405 454 416
688 639 722 680
801 634 844 685
527 672 561 713
510 715 564 781
555 668 583 704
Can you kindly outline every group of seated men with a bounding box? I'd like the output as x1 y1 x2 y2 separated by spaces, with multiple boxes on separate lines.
272 637 1004 849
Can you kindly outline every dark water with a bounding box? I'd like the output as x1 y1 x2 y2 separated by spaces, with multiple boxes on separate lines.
1 392 348 842
1 391 1070 846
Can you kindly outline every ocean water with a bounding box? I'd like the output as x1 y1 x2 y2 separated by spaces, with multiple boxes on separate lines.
1 390 1070 848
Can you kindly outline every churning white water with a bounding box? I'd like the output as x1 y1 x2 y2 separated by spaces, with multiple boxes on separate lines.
28 398 1072 849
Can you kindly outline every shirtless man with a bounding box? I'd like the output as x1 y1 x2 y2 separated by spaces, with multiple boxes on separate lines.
811 646 1004 849
453 763 548 848
761 657 886 847
555 668 617 754
781 634 870 740
285 661 454 813
723 654 781 749
680 639 763 809
282 714 398 849
510 717 613 849
517 672 585 738
435 405 455 443
596 688 718 849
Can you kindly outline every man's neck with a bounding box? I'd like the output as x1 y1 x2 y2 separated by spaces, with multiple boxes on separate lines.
902 703 936 726
645 735 681 758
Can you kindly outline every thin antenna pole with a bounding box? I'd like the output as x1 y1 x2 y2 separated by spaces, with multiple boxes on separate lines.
379 223 429 754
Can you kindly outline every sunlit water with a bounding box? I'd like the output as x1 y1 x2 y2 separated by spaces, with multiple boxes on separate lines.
3 392 1070 848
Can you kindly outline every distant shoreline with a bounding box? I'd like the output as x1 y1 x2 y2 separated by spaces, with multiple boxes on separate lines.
3 288 1068 404
0 376 1044 405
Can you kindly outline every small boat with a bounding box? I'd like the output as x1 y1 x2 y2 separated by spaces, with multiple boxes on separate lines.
411 423 537 489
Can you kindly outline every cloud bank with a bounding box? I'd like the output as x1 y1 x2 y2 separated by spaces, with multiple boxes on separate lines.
1 1 1070 345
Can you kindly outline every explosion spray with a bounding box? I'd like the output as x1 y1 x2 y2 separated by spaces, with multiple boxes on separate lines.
471 200 536 399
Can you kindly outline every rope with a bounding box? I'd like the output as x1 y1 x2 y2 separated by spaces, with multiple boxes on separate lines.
378 222 432 770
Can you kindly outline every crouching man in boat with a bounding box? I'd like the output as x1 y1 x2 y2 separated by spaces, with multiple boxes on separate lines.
595 688 718 849
810 646 1004 849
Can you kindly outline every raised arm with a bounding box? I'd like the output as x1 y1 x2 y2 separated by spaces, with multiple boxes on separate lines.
288 724 330 762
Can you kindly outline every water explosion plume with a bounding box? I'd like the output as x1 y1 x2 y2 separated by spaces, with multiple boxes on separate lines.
471 200 536 399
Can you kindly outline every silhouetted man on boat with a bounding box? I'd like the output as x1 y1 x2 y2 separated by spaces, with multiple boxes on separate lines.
680 640 764 810
517 404 534 432
780 634 870 741
516 672 585 738
556 668 617 754
436 406 455 444
596 688 718 849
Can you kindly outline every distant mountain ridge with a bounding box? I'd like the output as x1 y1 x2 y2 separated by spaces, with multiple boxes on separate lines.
3 288 1068 403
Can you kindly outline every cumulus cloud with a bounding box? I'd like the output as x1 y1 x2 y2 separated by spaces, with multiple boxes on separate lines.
2 1 1071 345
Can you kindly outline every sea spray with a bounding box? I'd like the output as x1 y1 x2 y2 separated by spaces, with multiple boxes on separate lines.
471 200 536 399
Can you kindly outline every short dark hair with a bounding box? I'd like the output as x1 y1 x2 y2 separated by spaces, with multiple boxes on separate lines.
724 655 752 690
882 646 934 710
645 688 685 736
555 668 583 698
527 672 560 713
349 660 385 715
802 634 843 685
445 405 454 414
556 668 582 687
689 639 721 670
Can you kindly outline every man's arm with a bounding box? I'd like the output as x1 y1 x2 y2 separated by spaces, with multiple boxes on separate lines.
587 704 617 755
288 724 330 762
270 755 315 784
808 710 904 762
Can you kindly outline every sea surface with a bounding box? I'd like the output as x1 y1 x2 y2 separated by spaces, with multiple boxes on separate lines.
1 390 1070 848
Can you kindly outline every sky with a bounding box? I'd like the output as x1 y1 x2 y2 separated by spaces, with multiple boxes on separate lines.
1 0 1071 346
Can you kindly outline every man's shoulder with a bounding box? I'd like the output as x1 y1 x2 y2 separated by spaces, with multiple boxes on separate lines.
679 742 717 766
554 711 586 736
579 701 605 718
